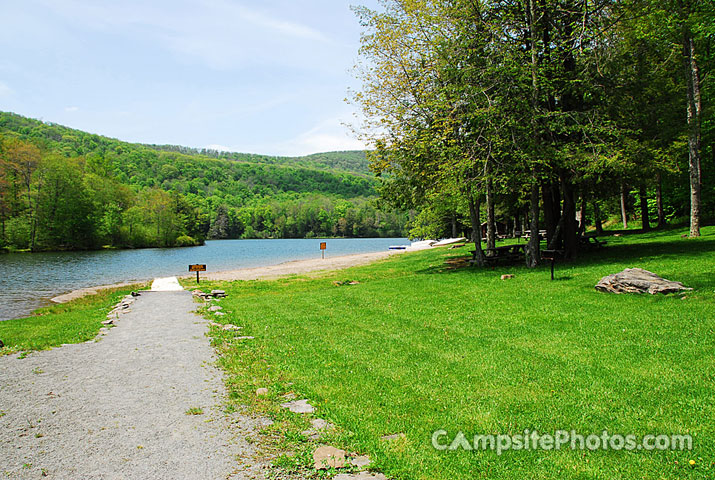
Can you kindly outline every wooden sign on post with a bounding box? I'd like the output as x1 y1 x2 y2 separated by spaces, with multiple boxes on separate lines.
320 242 326 259
189 264 206 283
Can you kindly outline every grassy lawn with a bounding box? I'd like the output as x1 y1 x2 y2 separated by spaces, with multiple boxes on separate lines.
189 227 715 479
0 285 144 356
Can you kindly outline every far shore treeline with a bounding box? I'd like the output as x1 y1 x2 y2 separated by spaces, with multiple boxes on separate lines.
0 112 408 252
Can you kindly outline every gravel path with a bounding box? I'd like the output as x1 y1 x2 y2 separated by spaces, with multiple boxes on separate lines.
0 290 267 479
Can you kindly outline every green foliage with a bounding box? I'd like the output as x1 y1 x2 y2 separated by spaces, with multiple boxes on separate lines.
0 112 408 251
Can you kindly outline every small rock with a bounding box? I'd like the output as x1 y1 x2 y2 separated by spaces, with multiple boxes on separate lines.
191 289 205 296
214 312 226 316
381 432 406 441
131 291 141 297
311 418 332 430
101 319 114 325
350 455 372 469
208 305 223 312
501 274 514 280
236 336 254 340
222 324 241 330
334 473 387 480
348 281 360 285
302 418 334 440
256 388 269 396
313 445 346 469
211 289 226 298
280 399 315 414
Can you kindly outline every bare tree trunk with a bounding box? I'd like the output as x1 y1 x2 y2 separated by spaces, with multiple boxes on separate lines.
656 174 666 228
467 191 485 266
620 183 629 229
486 178 496 249
451 213 457 238
639 184 650 231
593 200 603 235
683 29 702 237
561 174 578 259
578 195 587 236
526 182 540 267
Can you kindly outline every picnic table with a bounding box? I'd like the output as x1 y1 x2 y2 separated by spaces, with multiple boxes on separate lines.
471 244 526 265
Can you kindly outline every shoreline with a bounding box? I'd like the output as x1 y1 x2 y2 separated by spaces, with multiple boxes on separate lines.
50 250 406 304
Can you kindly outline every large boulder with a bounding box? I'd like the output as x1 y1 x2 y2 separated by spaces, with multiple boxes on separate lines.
595 268 692 295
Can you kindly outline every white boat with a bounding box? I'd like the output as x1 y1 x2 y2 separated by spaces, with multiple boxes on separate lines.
432 237 467 247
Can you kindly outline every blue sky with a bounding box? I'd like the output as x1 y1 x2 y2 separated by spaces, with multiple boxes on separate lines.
0 0 380 156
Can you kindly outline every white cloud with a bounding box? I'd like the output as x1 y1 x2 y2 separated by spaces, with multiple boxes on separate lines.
274 116 366 156
65 106 79 112
33 0 332 71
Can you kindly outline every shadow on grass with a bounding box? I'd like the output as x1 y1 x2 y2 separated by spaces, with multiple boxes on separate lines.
413 235 715 278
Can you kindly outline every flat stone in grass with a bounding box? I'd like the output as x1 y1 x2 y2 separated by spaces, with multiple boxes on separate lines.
381 432 406 441
350 455 372 469
595 268 693 295
255 388 268 396
302 418 335 440
334 472 387 480
280 399 314 413
313 445 346 469
208 305 222 312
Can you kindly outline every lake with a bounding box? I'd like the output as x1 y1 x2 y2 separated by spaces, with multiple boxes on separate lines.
0 237 409 321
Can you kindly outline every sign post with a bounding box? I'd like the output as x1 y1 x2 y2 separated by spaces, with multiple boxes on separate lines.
320 242 327 259
189 264 207 283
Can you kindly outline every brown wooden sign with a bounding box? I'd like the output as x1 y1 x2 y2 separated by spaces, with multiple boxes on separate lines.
320 242 327 250
189 264 206 272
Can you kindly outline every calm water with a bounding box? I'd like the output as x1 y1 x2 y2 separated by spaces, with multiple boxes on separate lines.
0 238 408 321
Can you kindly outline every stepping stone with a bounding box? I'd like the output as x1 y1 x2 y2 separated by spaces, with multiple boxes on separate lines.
221 324 241 330
381 432 406 441
313 445 346 469
280 399 314 413
208 305 223 312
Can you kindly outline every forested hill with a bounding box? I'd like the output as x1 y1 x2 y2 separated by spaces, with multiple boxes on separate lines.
0 111 406 252
0 112 370 176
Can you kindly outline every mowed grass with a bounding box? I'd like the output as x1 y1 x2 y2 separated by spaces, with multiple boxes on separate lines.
0 285 144 355
191 227 715 479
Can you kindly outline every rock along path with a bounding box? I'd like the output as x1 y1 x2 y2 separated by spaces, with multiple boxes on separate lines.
0 278 266 479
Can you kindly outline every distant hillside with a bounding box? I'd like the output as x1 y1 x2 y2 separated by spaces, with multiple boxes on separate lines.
150 144 371 175
0 111 405 252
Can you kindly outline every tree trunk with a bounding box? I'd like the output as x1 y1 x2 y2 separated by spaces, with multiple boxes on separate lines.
451 213 457 238
542 183 555 245
467 191 485 266
683 29 702 237
593 200 603 235
577 195 587 236
526 182 540 267
639 184 650 231
561 174 578 259
656 173 666 228
620 183 629 229
486 178 496 249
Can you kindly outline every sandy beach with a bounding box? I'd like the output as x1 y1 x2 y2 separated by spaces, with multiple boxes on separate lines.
51 250 404 304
